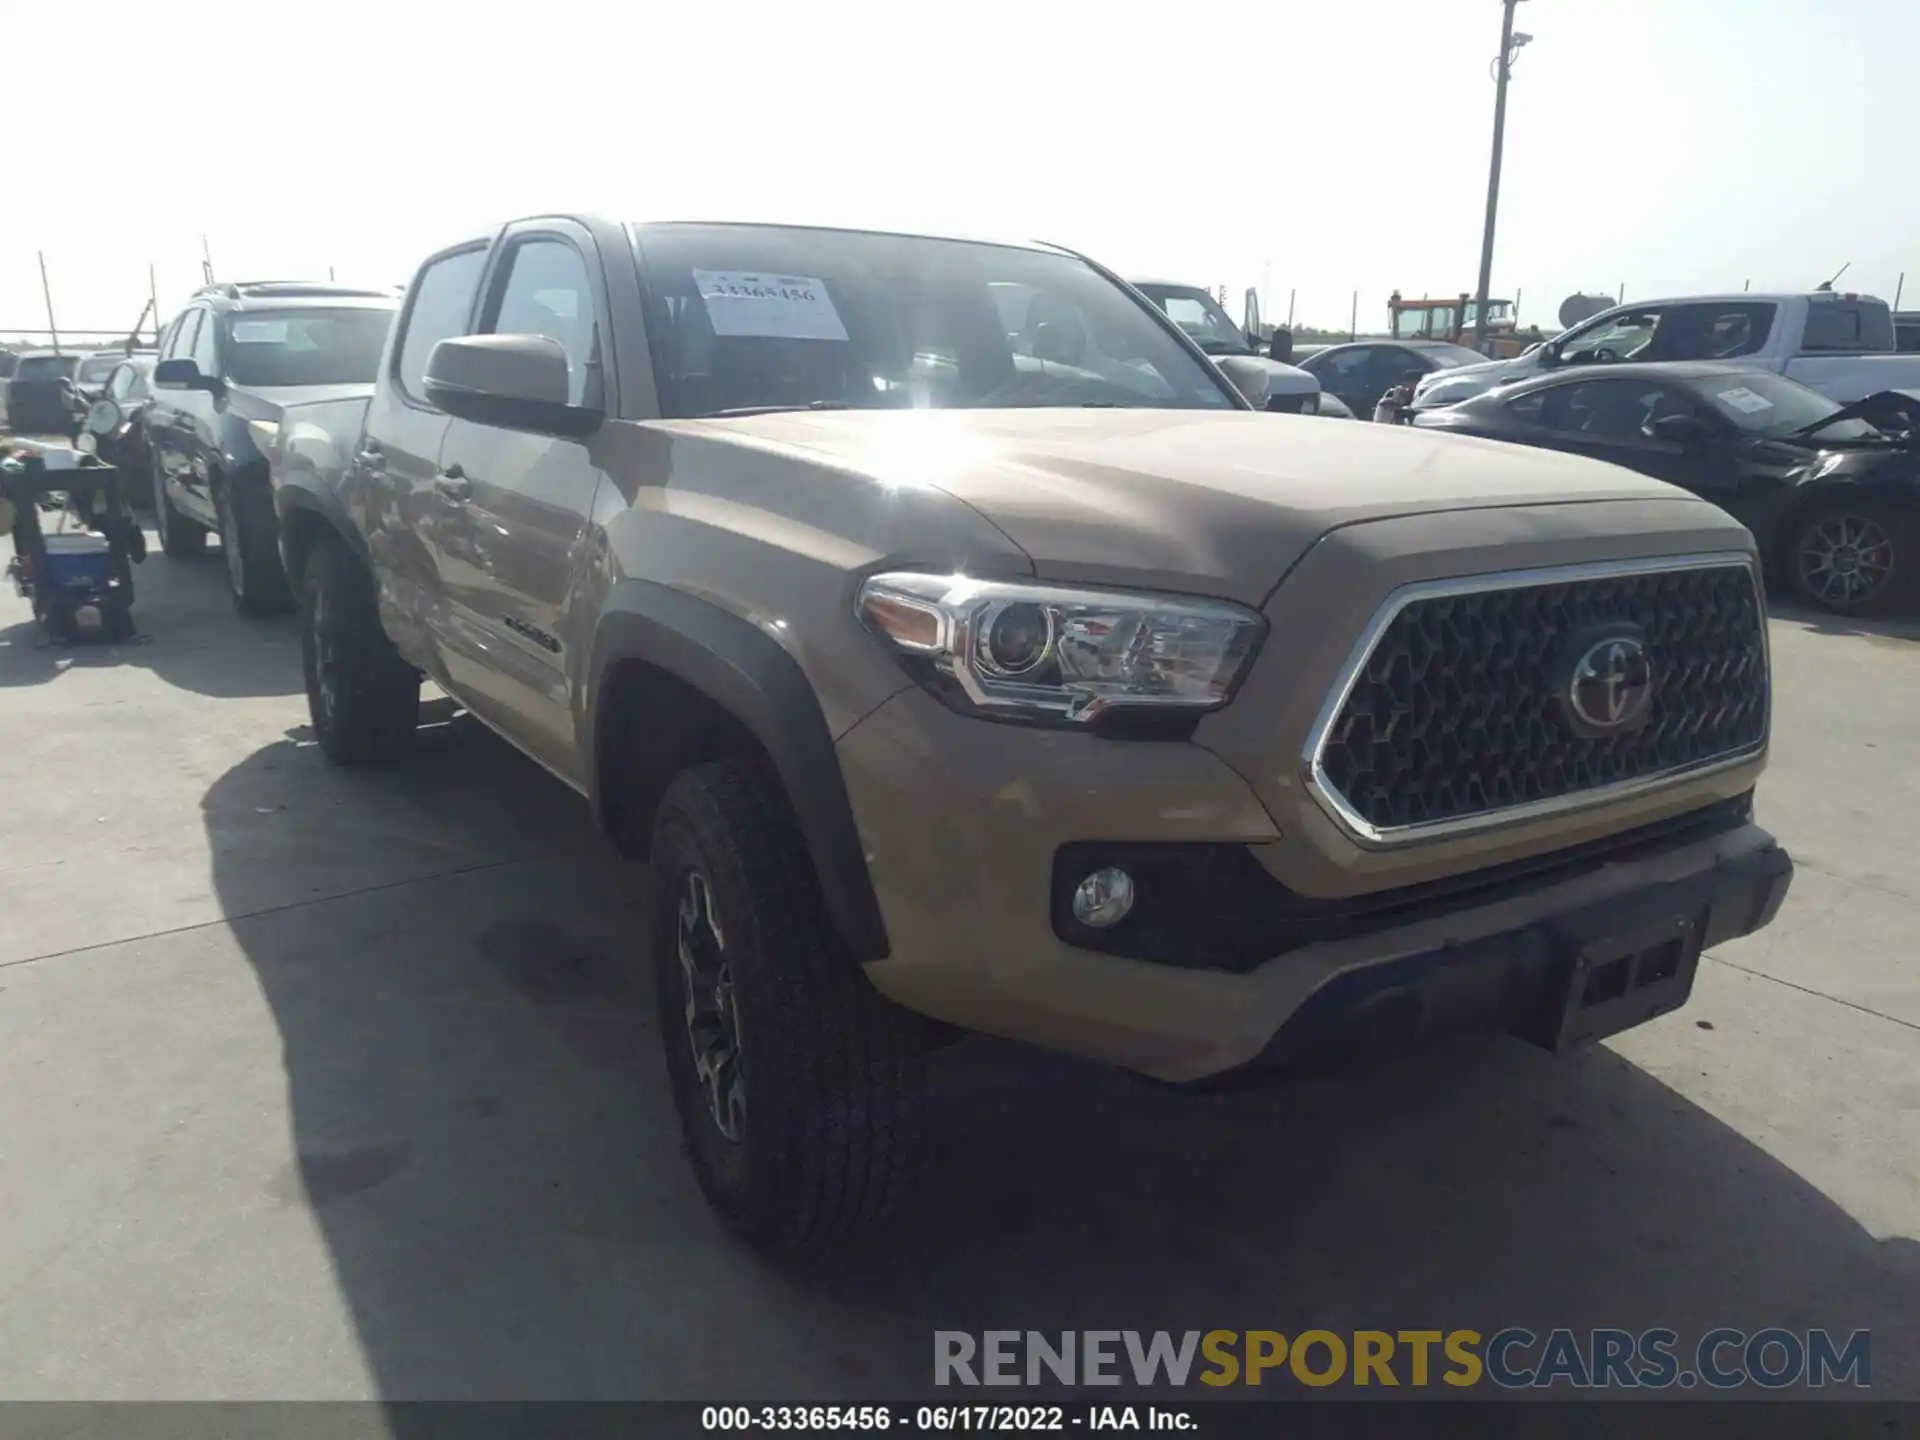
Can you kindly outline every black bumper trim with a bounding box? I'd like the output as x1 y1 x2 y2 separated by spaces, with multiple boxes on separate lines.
1052 794 1757 972
1244 837 1792 1077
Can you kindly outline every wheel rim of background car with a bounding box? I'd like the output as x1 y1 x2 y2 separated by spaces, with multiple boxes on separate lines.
1797 514 1895 608
676 869 746 1143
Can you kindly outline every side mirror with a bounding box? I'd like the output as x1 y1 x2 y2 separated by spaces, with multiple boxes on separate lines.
423 334 603 439
83 398 123 437
1215 356 1271 408
1268 331 1293 364
153 358 216 391
1647 413 1708 446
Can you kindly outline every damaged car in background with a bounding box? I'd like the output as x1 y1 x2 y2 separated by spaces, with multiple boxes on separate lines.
1414 363 1920 614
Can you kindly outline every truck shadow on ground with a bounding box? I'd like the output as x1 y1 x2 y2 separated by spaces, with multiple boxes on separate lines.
0 530 300 697
200 719 1919 1402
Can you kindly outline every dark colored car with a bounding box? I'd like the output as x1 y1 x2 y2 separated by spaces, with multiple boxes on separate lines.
1297 339 1488 419
146 281 399 614
4 351 83 435
1413 361 1920 615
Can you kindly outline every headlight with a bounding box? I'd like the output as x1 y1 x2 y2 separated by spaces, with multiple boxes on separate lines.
858 573 1265 726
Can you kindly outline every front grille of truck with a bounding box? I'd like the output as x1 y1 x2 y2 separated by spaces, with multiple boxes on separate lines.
1307 555 1769 842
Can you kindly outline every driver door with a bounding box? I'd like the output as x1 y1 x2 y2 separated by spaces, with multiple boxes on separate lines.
1530 378 1711 492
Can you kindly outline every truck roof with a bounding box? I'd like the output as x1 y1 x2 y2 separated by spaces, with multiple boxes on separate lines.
1608 290 1889 309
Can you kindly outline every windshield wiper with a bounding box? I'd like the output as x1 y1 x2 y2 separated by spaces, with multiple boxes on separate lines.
706 401 855 418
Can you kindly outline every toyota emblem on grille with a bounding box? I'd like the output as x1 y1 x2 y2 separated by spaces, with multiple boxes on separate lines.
1566 634 1654 734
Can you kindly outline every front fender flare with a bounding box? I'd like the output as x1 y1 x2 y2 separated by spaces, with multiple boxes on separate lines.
585 581 890 964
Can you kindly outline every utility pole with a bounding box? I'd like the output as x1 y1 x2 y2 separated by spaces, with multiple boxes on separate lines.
1471 0 1531 353
37 251 60 354
201 235 215 286
150 264 162 344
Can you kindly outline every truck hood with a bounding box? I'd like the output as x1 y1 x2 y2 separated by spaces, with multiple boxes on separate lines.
677 408 1693 606
230 382 378 420
1792 387 1920 438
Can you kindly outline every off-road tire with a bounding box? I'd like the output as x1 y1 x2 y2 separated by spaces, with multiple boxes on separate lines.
649 761 928 1253
151 452 207 558
1783 495 1912 618
301 538 419 765
218 476 296 618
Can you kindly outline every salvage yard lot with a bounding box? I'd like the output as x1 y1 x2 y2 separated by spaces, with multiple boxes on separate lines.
0 544 1916 1400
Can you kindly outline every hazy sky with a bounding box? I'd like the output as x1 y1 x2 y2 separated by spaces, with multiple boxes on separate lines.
4 0 1915 344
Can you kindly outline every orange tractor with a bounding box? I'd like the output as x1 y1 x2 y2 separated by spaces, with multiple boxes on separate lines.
1388 291 1535 358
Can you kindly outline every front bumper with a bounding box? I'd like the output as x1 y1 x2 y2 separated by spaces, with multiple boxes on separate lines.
839 685 1791 1082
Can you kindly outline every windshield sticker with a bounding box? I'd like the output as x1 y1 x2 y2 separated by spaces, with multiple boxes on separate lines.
230 320 289 343
693 270 848 341
1717 386 1773 414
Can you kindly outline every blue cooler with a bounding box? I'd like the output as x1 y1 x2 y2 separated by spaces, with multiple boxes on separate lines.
41 533 115 591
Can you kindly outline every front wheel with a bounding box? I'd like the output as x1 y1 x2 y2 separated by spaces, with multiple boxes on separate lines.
301 539 420 764
151 453 207 558
1785 497 1909 616
648 761 928 1253
217 476 295 617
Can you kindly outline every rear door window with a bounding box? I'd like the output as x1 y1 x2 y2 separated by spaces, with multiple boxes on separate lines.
169 311 203 364
1652 302 1775 361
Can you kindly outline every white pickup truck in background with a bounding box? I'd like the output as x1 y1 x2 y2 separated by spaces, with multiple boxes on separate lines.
1414 291 1920 409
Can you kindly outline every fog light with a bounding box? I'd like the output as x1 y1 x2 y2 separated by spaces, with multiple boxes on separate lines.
1071 867 1136 928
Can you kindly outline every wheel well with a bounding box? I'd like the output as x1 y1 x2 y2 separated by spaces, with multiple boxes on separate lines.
281 504 341 588
595 659 779 857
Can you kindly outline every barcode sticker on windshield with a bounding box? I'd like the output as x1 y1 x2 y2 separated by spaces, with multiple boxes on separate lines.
230 320 288 343
693 270 848 341
1717 386 1773 414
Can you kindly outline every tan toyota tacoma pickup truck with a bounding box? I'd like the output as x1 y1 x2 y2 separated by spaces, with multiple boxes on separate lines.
268 215 1793 1253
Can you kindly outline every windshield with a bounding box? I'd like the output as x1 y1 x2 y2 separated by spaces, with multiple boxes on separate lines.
631 225 1237 417
14 354 78 383
77 356 123 383
1131 285 1250 356
1686 372 1879 441
1422 344 1488 368
222 307 394 387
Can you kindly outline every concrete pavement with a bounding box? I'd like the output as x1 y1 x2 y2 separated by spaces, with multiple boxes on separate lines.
0 540 1915 1400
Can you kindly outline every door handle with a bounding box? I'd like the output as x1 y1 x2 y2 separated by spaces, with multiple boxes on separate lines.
433 465 471 501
